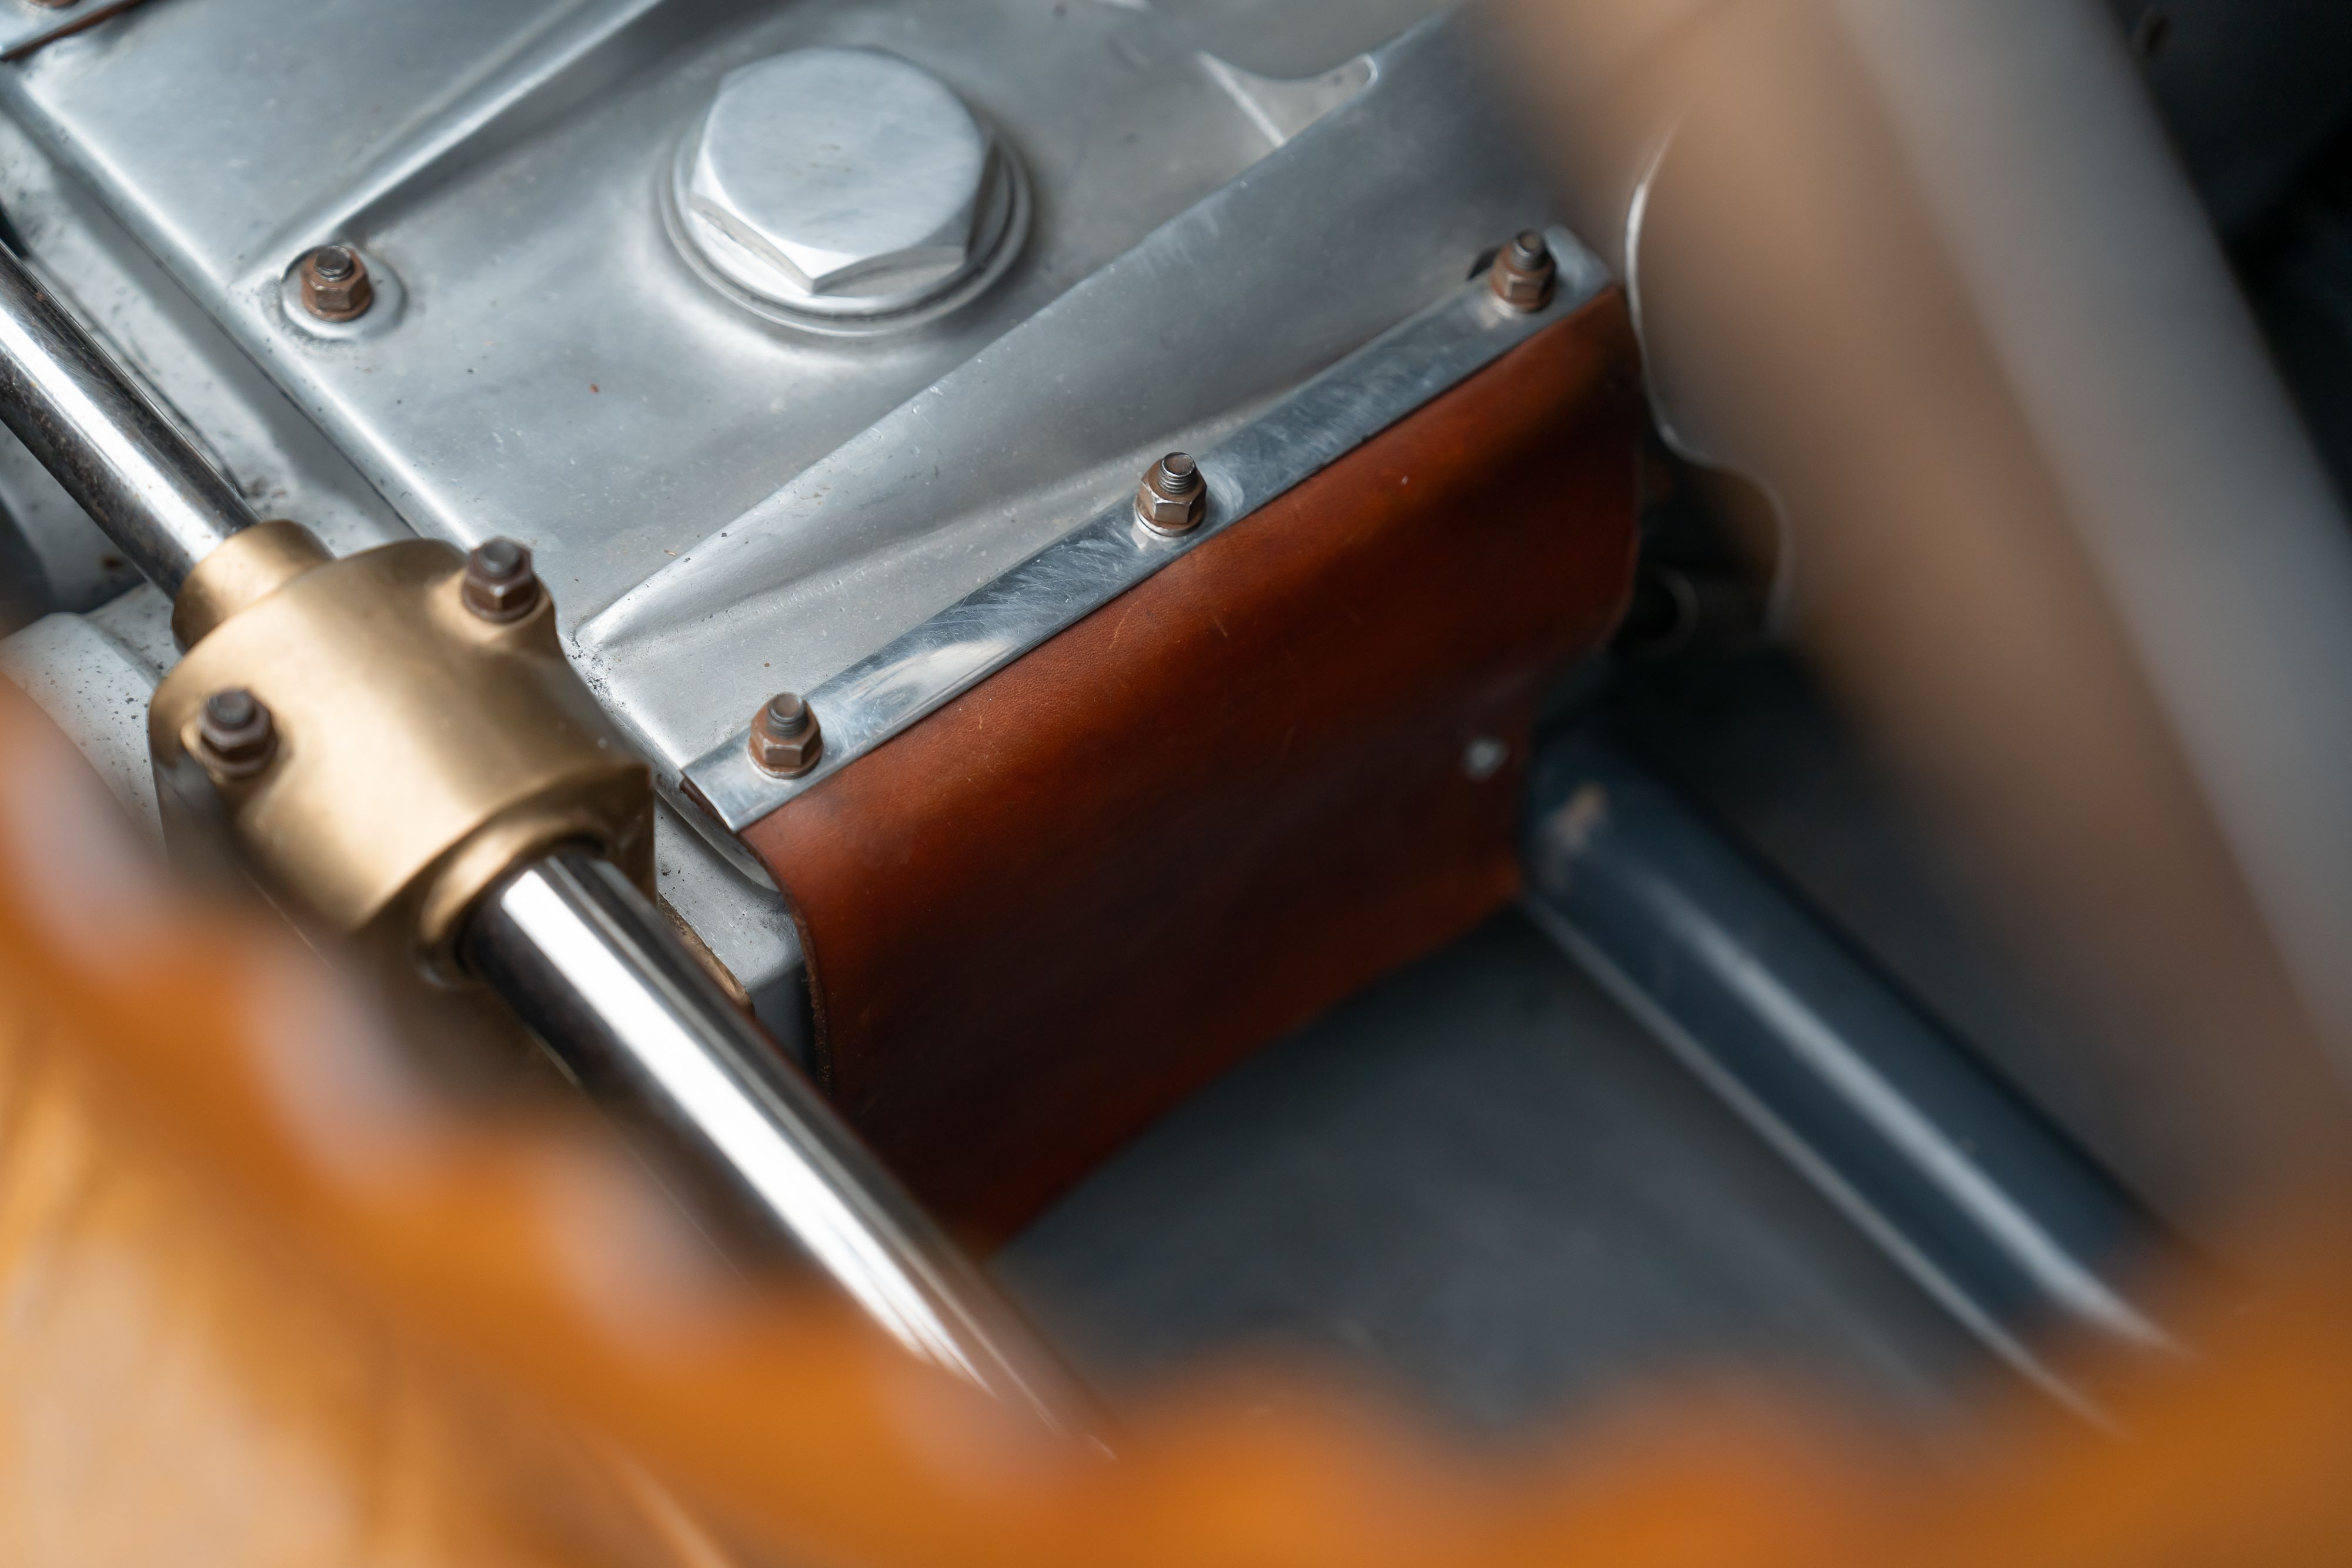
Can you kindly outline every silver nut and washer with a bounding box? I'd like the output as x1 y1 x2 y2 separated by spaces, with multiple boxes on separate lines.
1134 452 1207 536
748 692 823 778
673 48 1027 328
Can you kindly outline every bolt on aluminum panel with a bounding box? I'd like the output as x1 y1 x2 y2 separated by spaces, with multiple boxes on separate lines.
0 0 1561 860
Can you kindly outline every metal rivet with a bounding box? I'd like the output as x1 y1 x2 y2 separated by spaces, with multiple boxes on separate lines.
1488 230 1555 312
463 537 542 622
748 691 823 777
1134 451 1207 535
299 245 375 321
198 687 277 778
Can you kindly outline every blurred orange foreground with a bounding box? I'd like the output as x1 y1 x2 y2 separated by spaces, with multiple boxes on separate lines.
4 690 2352 1564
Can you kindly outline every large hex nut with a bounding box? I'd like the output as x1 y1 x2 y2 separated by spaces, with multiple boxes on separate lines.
678 48 1015 320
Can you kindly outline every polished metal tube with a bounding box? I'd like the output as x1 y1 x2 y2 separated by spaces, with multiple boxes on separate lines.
0 239 258 596
1523 731 2181 1419
463 847 1100 1439
0 236 1094 1440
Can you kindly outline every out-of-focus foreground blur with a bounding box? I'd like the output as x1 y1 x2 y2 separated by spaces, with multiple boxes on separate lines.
6 0 2352 1561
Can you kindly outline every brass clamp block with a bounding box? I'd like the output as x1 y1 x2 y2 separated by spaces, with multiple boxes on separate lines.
149 521 653 975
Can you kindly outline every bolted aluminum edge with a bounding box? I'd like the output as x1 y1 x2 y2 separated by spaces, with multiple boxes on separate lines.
681 225 1609 835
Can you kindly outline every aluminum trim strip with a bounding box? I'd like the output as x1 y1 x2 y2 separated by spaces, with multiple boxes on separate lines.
682 226 1609 834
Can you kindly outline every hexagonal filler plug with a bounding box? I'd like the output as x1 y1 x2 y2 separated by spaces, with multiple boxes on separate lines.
670 47 1030 333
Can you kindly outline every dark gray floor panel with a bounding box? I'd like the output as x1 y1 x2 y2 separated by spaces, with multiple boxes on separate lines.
996 910 1991 1440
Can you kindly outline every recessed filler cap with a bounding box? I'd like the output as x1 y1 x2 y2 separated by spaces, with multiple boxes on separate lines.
669 47 1028 333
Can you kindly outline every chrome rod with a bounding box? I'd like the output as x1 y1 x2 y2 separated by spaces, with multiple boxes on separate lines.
463 847 1102 1440
1523 731 2183 1419
0 238 257 596
0 233 1095 1440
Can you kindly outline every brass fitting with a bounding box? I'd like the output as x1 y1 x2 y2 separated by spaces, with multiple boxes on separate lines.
150 525 652 972
172 519 333 649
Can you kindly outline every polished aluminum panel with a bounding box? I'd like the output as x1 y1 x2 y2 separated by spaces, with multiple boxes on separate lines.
0 0 1297 644
0 111 412 627
683 228 1607 833
577 16 1559 783
0 4 1556 813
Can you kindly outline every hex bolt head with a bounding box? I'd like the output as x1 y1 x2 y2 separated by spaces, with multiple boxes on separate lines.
747 691 823 777
299 245 375 321
198 687 277 779
462 537 542 623
1134 451 1208 535
1488 230 1556 312
678 48 1020 322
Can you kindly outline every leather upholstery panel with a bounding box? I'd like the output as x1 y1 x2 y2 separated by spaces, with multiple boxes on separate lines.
746 293 1643 1239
